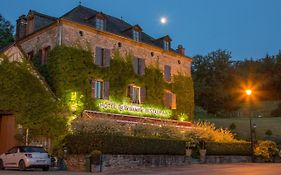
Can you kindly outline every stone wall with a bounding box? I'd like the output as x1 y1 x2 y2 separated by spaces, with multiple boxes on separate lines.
65 154 253 173
206 156 251 164
102 154 188 173
17 20 191 79
65 154 189 173
19 25 59 55
61 21 191 78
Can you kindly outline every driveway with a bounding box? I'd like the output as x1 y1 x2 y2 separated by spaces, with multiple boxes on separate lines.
1 164 281 175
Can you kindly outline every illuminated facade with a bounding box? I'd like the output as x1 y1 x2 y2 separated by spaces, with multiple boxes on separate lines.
13 5 192 119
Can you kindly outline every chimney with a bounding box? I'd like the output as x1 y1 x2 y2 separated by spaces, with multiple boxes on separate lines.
177 45 185 56
16 15 27 40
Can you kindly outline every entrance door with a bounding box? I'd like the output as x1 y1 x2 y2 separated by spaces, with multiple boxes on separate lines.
0 114 18 154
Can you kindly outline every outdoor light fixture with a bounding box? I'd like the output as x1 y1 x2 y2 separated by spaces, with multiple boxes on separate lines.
245 89 252 96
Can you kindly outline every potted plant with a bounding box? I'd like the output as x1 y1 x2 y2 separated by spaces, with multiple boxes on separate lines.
199 141 207 163
185 141 192 157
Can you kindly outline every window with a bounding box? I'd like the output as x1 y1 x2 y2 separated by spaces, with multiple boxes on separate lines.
39 46 51 65
133 57 145 75
133 30 140 41
91 80 109 99
96 18 105 31
7 147 18 154
164 91 176 109
128 85 146 104
164 65 171 82
163 40 170 50
95 47 110 67
128 85 139 104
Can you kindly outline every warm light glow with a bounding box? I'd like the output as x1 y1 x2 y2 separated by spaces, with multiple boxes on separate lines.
245 89 252 96
160 17 167 24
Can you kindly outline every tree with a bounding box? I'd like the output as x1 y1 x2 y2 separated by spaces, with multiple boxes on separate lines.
192 50 238 115
0 55 67 140
0 14 14 48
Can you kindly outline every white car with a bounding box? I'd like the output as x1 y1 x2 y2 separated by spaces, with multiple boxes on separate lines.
0 146 51 171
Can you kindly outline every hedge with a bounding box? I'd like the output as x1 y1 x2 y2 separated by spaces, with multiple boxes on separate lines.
206 142 251 156
63 133 185 155
62 133 252 156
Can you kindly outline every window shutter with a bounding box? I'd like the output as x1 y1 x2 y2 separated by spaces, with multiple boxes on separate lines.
133 57 138 74
139 59 145 76
164 65 171 81
104 49 111 67
140 87 146 104
171 93 177 109
103 81 110 99
128 85 134 100
91 80 95 98
95 47 102 66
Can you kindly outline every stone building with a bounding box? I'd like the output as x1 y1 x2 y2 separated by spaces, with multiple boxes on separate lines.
15 5 192 110
0 5 193 152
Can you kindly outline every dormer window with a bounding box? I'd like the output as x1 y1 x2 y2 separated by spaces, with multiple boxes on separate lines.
164 40 170 51
96 18 105 31
155 35 172 51
133 30 140 42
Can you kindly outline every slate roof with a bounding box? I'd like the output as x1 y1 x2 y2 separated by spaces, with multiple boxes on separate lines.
61 5 176 52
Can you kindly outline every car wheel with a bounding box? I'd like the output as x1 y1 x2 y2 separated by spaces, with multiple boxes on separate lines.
18 160 26 171
42 166 49 171
0 159 4 170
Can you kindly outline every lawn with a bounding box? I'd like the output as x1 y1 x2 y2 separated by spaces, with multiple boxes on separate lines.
198 117 281 140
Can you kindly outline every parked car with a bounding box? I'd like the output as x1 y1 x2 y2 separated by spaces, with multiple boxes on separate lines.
0 146 51 171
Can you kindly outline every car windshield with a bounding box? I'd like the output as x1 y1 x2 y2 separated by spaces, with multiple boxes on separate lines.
19 147 47 153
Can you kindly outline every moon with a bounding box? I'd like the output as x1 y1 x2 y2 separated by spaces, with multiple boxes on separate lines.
160 17 167 24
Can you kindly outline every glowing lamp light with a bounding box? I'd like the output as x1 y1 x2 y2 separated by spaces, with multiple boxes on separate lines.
245 89 252 96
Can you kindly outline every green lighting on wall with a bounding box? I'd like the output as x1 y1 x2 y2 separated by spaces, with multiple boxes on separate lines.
96 99 172 119
66 91 84 113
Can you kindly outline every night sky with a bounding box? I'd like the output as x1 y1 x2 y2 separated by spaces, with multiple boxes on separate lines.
1 0 281 60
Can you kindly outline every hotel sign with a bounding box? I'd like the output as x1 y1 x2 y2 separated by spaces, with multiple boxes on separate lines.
97 100 172 118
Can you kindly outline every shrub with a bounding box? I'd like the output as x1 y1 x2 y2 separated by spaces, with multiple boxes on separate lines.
254 140 279 161
184 121 236 142
205 142 251 155
62 132 185 155
72 118 129 136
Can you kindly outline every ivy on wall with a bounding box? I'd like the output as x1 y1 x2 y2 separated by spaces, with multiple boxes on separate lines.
0 54 68 139
35 46 194 120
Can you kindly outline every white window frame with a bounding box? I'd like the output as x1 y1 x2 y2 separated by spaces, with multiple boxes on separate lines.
131 85 141 104
133 30 140 42
93 80 104 99
96 18 104 31
163 40 170 50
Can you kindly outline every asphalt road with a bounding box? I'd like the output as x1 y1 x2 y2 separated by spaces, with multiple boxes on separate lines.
0 164 281 175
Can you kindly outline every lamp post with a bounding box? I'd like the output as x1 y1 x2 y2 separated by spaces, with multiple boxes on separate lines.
245 89 256 162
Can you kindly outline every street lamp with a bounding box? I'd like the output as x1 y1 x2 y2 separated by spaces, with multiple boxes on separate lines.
245 89 256 162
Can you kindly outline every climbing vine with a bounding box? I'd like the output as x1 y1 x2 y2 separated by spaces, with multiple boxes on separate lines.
36 46 194 120
0 54 68 139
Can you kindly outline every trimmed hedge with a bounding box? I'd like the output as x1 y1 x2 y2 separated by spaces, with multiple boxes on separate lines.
62 133 251 156
63 133 185 155
206 142 251 156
